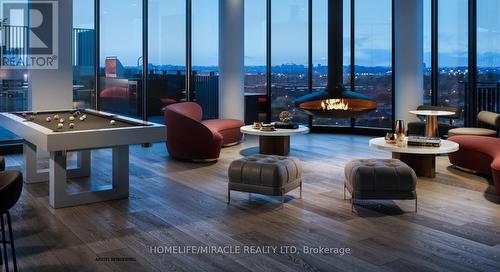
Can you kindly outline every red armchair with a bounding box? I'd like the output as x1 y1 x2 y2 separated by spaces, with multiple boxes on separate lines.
164 102 244 161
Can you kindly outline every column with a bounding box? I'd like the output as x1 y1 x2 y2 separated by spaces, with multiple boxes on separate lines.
394 0 424 124
28 0 73 111
219 0 245 120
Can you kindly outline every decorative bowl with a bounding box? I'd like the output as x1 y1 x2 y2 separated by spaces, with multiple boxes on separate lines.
385 133 397 144
253 122 263 129
279 111 293 123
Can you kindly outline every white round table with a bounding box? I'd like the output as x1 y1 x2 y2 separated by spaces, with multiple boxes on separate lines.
409 110 456 137
369 137 459 178
240 125 310 156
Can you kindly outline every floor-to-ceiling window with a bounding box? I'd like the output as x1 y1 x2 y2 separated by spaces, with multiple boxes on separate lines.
0 0 29 145
244 0 268 123
354 0 392 129
312 0 351 127
477 0 500 109
99 0 143 117
426 0 500 127
270 0 309 124
423 0 432 105
147 0 186 124
438 0 468 125
264 0 393 130
73 0 96 110
192 0 219 120
310 0 329 126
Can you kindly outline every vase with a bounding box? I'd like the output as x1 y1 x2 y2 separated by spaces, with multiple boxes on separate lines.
395 120 406 147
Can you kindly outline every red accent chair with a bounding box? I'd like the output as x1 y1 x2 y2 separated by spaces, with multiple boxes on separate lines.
164 102 244 161
448 136 500 195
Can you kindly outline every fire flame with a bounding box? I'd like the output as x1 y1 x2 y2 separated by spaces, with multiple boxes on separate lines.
320 99 350 111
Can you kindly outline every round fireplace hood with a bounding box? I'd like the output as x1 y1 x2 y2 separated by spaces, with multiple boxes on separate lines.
294 88 377 117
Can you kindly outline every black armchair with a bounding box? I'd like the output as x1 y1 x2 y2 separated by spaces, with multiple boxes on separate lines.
407 105 461 138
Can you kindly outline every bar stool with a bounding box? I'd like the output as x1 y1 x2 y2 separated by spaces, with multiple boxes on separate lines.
0 171 23 272
0 156 5 171
0 157 4 269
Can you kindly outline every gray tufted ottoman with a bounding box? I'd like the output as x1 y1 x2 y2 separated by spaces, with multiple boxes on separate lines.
344 159 417 213
228 154 303 207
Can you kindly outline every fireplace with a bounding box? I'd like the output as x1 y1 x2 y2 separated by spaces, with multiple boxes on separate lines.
294 0 377 117
294 85 378 117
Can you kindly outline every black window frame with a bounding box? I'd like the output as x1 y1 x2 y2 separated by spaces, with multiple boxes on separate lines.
428 0 497 127
1 0 397 153
266 0 395 134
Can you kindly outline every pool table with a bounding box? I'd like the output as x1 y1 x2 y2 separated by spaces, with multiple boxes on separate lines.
0 109 166 208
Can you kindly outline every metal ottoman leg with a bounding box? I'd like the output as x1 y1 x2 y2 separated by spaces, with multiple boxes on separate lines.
351 193 355 213
300 181 303 199
344 182 346 200
281 189 285 208
415 196 418 213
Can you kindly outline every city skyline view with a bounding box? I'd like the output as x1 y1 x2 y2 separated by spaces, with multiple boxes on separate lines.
71 0 500 129
72 0 500 69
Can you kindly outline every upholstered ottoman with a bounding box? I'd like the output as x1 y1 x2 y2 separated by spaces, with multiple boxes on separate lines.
344 159 417 212
228 155 302 207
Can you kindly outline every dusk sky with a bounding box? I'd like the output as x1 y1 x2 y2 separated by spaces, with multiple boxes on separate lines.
73 0 500 68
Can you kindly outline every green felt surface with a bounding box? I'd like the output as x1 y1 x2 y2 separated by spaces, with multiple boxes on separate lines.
15 110 145 132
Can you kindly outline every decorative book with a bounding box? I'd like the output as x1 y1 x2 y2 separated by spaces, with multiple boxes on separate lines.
274 122 299 129
407 136 441 147
260 124 276 131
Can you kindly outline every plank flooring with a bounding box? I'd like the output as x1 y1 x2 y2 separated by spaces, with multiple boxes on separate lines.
2 133 500 272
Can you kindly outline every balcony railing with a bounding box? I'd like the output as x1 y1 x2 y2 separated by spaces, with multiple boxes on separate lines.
1 25 29 60
464 81 500 126
192 72 219 120
1 25 95 67
73 28 95 66
0 25 29 114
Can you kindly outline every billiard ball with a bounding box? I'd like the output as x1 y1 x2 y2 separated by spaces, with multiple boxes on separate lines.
46 117 52 122
54 114 60 120
79 116 85 121
110 120 116 125
57 123 64 129
59 118 65 123
21 113 27 117
82 114 87 120
69 116 75 121
69 123 75 129
28 115 35 121
74 111 81 116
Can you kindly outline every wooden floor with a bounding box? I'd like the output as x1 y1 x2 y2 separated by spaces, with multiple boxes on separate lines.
2 134 500 272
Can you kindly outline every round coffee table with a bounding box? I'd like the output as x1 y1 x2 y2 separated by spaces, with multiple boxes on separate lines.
408 110 456 137
240 125 310 156
369 137 459 178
